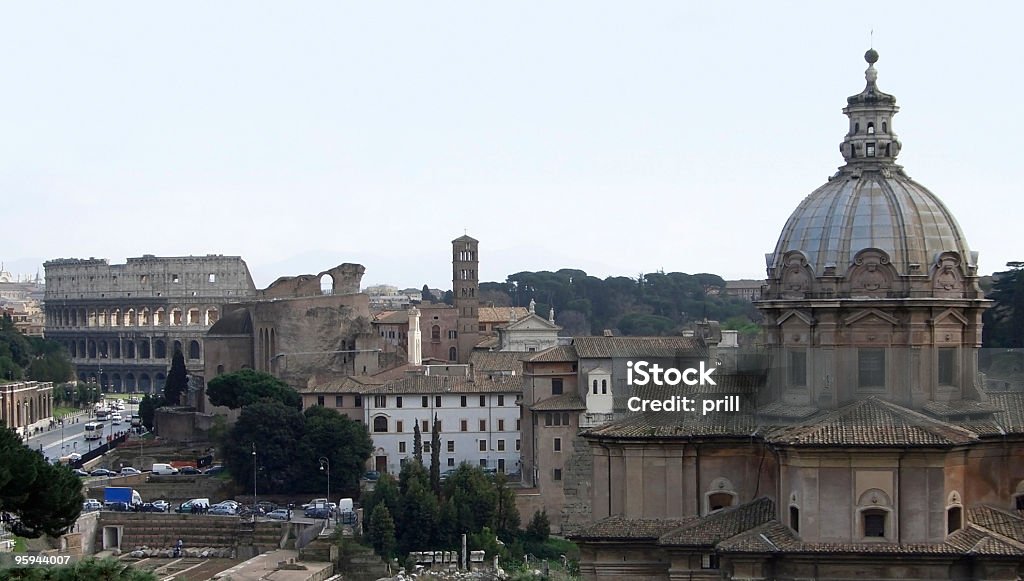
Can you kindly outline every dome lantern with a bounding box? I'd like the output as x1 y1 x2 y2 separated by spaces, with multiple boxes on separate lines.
840 50 902 166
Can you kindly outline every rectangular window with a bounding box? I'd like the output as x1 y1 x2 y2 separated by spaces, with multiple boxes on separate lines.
460 396 467 407
448 457 455 467
498 395 505 406
374 395 386 408
447 441 455 453
422 396 429 408
424 442 431 453
552 378 564 395
562 412 570 426
789 350 807 387
422 420 429 433
396 396 403 408
335 395 343 407
497 439 505 451
479 419 487 431
866 142 876 157
516 418 521 431
938 348 956 385
479 395 486 407
399 441 406 453
544 413 552 427
516 439 521 451
701 554 720 570
479 459 487 467
460 419 468 432
396 420 404 433
553 437 562 452
858 349 886 388
354 395 362 407
498 419 505 431
864 511 886 537
317 395 325 406
479 440 487 452
553 469 562 481
435 395 442 408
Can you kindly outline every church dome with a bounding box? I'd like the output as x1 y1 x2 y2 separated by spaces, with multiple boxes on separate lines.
768 51 974 279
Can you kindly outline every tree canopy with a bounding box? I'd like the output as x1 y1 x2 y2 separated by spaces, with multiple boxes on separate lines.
206 369 301 409
0 314 72 383
162 349 188 405
984 262 1024 348
478 268 758 336
223 402 371 494
0 427 83 538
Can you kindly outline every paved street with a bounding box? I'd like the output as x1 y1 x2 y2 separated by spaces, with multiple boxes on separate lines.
22 401 138 462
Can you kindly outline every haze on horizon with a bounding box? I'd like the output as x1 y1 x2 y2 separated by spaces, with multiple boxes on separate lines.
2 2 1020 290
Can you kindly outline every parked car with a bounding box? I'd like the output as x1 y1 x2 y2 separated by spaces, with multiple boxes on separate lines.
267 509 291 521
203 465 226 476
175 498 210 513
90 468 117 477
140 502 166 513
67 453 82 461
151 463 178 475
151 500 170 512
120 467 142 476
304 503 331 519
82 499 102 512
362 471 380 481
209 504 237 515
178 466 202 475
439 468 457 481
72 469 90 477
104 501 131 512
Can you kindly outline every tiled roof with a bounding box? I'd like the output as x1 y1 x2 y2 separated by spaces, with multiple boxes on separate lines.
571 336 708 359
362 374 522 395
921 400 1002 419
302 375 384 394
530 393 586 411
478 306 529 324
475 336 500 349
526 345 578 363
987 392 1024 434
766 397 978 447
570 515 696 541
715 521 797 553
469 351 530 374
373 310 408 325
370 363 421 382
658 497 775 547
755 402 819 420
967 506 1024 544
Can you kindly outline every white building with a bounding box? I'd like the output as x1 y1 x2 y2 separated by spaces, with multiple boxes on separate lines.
362 373 522 476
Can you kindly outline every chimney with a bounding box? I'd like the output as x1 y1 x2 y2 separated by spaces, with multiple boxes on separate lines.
408 306 422 366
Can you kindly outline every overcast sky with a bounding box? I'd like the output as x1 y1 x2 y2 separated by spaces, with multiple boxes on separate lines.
2 2 1020 289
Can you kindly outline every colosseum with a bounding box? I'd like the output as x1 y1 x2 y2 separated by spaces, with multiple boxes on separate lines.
43 255 257 393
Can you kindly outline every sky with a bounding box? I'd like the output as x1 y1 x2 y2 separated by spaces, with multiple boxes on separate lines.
2 2 1021 289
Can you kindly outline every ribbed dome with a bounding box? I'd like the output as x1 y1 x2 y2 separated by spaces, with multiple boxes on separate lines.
769 50 972 278
771 173 972 277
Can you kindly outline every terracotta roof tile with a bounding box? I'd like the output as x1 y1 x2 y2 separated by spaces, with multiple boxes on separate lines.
526 345 578 363
569 515 696 541
363 374 521 395
571 336 708 359
478 306 529 324
469 351 530 374
658 497 775 547
766 397 978 447
967 506 1024 544
987 392 1024 434
530 393 586 411
921 400 1002 419
302 375 384 394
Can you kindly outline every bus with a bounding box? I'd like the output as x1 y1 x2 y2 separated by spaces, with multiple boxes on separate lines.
84 422 103 440
95 409 109 421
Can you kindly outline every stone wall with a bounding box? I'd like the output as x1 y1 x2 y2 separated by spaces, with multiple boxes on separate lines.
261 263 364 299
560 432 593 534
154 407 215 443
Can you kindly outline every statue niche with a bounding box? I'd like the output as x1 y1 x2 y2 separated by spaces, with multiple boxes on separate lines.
780 252 814 299
932 252 964 298
848 249 895 298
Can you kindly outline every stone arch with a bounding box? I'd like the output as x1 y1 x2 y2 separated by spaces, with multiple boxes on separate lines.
139 374 152 393
372 415 389 433
99 309 108 327
111 341 121 359
111 309 121 327
69 341 77 357
154 308 165 326
78 340 86 358
126 308 137 327
98 340 108 358
110 373 122 392
124 373 136 391
189 340 201 360
173 340 182 356
449 346 457 361
170 308 182 326
946 491 963 535
187 307 201 325
205 307 219 325
87 340 97 359
139 308 151 326
320 273 335 295
139 340 150 359
857 488 894 540
156 372 167 392
125 340 135 359
704 477 738 514
154 340 167 360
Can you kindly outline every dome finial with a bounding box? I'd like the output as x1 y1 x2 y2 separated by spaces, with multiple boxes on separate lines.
865 48 879 65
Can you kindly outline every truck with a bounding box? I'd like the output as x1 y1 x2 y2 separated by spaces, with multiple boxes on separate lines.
103 487 142 508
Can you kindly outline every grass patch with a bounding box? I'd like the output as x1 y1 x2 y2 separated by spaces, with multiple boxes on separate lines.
53 406 80 418
13 536 27 553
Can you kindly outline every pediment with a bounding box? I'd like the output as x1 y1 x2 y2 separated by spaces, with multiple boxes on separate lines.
930 308 968 327
504 314 561 331
776 310 814 327
843 309 898 327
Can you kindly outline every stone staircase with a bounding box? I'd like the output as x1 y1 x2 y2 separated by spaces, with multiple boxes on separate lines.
100 513 244 551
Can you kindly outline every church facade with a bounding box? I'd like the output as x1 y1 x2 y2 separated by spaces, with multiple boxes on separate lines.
570 51 1024 580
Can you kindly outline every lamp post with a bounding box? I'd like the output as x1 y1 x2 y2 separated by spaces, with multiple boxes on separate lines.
252 443 258 522
319 457 331 525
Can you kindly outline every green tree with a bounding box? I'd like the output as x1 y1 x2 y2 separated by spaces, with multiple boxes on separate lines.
984 262 1024 348
430 415 441 494
206 369 301 409
398 476 438 554
442 464 497 535
436 497 461 549
413 421 423 465
163 349 188 405
368 504 397 559
299 406 373 492
493 473 520 542
224 400 307 494
0 427 84 538
138 394 164 431
525 509 550 542
363 473 400 545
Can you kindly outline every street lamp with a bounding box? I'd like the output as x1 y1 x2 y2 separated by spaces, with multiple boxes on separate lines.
252 443 258 522
319 457 331 525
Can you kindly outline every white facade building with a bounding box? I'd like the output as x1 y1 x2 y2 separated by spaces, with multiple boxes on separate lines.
362 374 522 476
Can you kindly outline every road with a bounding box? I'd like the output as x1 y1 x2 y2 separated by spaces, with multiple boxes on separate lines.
23 401 139 462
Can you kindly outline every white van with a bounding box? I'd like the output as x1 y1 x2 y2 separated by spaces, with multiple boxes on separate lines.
152 463 179 475
176 498 210 513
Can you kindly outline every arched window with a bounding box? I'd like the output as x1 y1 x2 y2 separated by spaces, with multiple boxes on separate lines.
111 341 120 358
882 121 888 132
601 379 607 394
125 341 135 359
320 274 334 295
854 122 860 133
173 340 182 355
373 416 388 433
170 308 182 326
206 308 219 325
592 380 598 395
139 340 150 359
708 493 734 512
431 325 441 341
867 122 875 134
857 489 893 540
216 365 225 376
947 506 962 534
449 346 457 361
140 373 152 393
154 340 167 359
704 478 738 514
790 505 800 533
189 340 201 360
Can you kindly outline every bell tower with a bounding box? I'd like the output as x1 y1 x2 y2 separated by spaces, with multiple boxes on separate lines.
452 235 479 363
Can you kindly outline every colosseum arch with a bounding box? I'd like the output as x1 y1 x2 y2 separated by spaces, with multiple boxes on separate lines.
140 308 151 326
126 308 137 327
139 340 150 359
125 340 135 359
139 374 152 393
187 307 201 325
320 273 335 295
111 341 121 359
205 307 219 325
154 340 167 359
154 307 165 326
189 340 201 360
